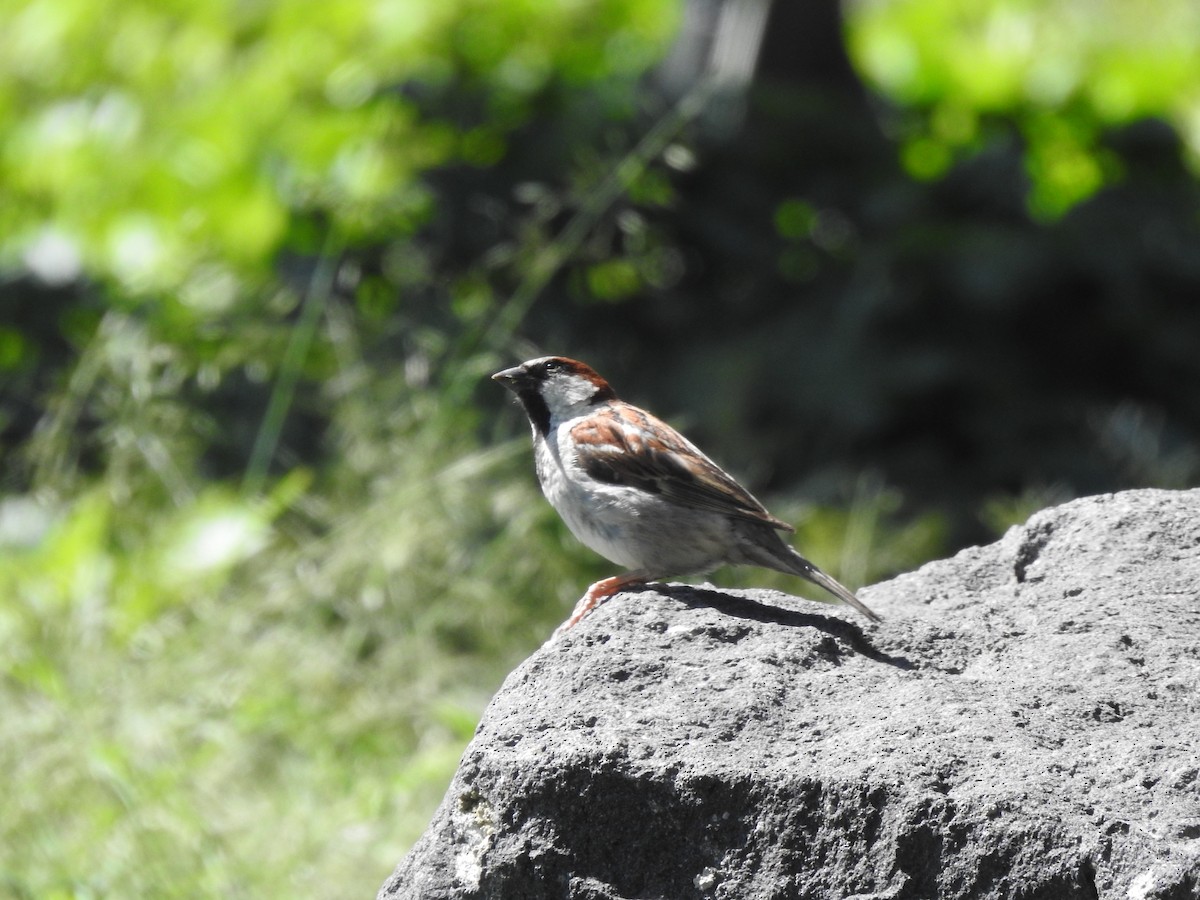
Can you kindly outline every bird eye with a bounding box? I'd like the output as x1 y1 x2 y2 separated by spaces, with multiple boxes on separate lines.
542 360 561 373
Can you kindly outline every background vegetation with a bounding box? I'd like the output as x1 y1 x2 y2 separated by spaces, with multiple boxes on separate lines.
3 0 1199 896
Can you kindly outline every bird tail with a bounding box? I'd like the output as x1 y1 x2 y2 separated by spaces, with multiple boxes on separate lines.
739 526 882 622
796 560 882 623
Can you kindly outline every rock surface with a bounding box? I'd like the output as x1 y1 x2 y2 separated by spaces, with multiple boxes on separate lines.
379 489 1200 900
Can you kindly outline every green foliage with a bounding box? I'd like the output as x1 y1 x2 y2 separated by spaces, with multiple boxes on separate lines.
0 0 685 895
0 374 605 896
847 0 1200 215
0 0 677 314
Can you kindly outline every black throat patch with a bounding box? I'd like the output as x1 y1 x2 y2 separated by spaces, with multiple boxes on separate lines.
517 388 552 437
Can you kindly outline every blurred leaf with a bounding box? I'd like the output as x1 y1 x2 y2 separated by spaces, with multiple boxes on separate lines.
847 0 1200 213
585 258 641 301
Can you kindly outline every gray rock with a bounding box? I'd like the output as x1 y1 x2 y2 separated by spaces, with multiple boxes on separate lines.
379 489 1200 900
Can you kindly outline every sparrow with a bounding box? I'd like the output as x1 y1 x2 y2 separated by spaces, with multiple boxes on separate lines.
493 356 881 632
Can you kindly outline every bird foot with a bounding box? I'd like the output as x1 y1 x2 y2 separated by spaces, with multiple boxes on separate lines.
553 574 649 637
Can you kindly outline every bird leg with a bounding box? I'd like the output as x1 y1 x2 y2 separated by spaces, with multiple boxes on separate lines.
556 571 653 635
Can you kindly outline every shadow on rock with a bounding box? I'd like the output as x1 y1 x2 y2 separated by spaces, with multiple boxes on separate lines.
657 583 917 671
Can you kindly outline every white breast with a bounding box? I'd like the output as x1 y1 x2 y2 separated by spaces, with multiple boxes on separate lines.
532 419 735 575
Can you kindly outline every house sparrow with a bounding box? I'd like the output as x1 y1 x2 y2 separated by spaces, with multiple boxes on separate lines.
493 356 881 632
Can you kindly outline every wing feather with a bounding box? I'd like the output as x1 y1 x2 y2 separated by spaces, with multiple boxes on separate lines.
570 404 793 532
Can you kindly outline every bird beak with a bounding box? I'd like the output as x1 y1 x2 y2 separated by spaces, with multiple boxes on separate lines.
491 365 526 390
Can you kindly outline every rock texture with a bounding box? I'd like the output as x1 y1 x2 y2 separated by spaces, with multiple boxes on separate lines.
379 489 1200 900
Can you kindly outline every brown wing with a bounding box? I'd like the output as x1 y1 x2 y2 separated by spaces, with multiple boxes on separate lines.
570 403 793 532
